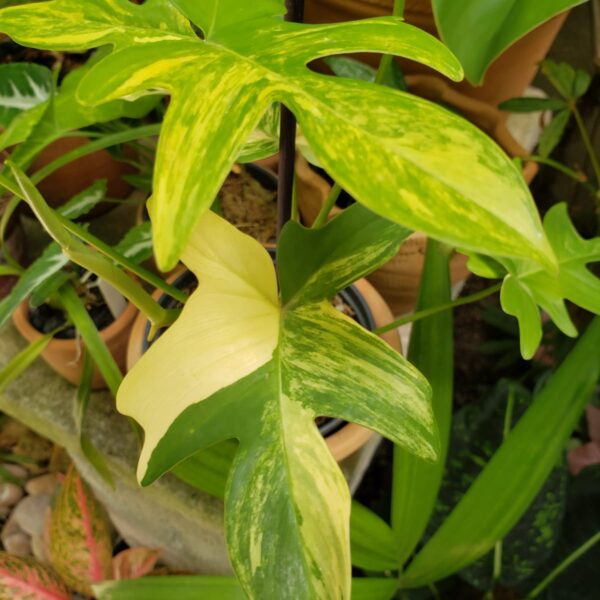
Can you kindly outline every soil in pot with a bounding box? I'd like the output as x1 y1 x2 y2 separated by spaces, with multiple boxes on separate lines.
217 164 278 245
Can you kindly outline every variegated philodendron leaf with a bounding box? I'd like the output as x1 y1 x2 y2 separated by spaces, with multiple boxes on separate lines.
0 0 556 273
0 62 51 128
468 203 600 359
118 204 435 599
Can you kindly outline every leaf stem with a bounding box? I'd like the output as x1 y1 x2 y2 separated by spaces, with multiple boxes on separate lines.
313 183 342 227
522 155 595 192
374 282 502 335
527 530 600 598
571 102 600 190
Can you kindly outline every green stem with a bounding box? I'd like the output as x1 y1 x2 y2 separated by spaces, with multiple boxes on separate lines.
523 155 595 193
374 282 502 335
5 162 177 330
313 182 342 228
571 102 600 190
59 216 188 303
527 530 600 599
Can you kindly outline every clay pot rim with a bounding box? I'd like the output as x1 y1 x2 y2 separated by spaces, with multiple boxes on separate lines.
12 296 139 348
126 270 401 463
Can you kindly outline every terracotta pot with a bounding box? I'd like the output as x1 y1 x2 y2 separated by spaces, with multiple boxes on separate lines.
304 0 568 106
297 75 537 316
31 136 135 215
126 271 402 463
12 299 138 390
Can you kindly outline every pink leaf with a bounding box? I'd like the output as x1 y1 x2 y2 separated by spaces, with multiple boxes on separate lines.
112 548 161 580
568 442 600 476
0 552 70 600
47 466 113 596
586 406 600 442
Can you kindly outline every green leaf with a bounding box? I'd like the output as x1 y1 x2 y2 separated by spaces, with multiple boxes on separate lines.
539 109 571 158
94 577 246 600
94 575 399 600
118 209 436 599
113 222 153 265
392 240 454 565
59 179 107 220
351 501 399 571
542 60 592 100
0 553 70 600
432 0 588 84
0 333 51 392
0 242 69 328
57 283 123 396
325 56 407 91
498 97 568 113
401 316 600 588
498 203 600 359
0 62 51 128
429 381 567 590
48 465 113 596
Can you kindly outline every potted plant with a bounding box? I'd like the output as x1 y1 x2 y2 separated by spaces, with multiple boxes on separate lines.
304 0 588 105
0 1 599 599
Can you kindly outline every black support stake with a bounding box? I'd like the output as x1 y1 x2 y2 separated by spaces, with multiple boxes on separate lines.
277 0 304 235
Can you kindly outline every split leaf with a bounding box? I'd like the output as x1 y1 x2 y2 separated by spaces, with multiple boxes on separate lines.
0 0 557 273
118 205 435 599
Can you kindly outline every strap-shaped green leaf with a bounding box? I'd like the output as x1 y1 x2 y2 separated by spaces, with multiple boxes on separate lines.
1 0 557 274
392 240 454 565
401 316 600 588
118 209 435 599
432 0 588 84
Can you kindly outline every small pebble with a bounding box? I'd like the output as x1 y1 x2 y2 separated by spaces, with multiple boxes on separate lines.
0 482 24 507
12 493 51 537
1 463 28 479
3 532 31 557
1 512 22 542
25 473 58 497
31 534 48 564
0 506 10 520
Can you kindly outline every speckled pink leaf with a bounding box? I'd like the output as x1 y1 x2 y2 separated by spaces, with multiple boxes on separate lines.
568 442 600 475
47 466 112 596
0 552 70 600
112 548 160 580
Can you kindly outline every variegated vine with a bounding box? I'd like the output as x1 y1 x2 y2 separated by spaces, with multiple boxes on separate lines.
119 204 436 599
0 0 555 274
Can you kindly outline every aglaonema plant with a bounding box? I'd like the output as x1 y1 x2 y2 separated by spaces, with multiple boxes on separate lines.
1 1 600 598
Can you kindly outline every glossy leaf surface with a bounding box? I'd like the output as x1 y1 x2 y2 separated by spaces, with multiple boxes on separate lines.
0 553 70 600
0 0 558 274
118 205 435 599
0 62 51 128
392 240 454 565
432 0 588 84
402 317 600 587
48 465 113 596
499 204 600 359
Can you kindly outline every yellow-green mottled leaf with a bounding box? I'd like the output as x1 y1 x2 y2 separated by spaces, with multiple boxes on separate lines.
0 0 481 271
48 465 113 596
118 210 436 599
0 553 70 600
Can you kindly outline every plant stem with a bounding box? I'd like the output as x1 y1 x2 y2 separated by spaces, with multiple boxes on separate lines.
527 530 600 599
522 155 595 192
571 102 600 190
277 0 305 235
374 282 502 335
313 183 342 227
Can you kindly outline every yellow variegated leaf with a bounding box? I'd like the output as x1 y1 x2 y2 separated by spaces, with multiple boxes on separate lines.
118 207 435 599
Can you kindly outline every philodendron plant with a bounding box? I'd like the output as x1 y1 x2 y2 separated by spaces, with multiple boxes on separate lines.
1 0 600 598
